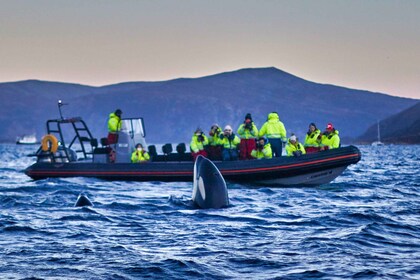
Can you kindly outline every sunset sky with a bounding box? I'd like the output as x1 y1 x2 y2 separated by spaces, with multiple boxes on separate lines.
1 0 419 98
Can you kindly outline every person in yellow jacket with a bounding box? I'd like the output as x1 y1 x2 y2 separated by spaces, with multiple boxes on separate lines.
207 124 223 160
251 137 272 159
237 113 259 160
219 125 240 161
320 123 340 150
190 128 209 160
107 109 122 145
258 112 286 157
131 143 150 163
304 122 321 153
286 134 306 157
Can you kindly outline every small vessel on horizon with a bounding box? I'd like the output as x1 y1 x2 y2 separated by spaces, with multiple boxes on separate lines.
16 134 38 145
371 120 384 146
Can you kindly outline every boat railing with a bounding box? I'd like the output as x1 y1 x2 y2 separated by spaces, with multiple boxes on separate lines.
33 117 97 163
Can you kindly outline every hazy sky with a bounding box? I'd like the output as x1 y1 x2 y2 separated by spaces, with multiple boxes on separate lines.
1 0 419 98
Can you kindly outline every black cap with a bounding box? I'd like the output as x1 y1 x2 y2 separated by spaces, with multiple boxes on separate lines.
115 109 122 116
245 113 252 121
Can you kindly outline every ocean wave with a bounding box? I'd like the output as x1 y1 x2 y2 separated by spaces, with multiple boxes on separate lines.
0 144 419 279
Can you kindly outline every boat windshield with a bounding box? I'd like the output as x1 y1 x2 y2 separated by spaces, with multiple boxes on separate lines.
114 118 147 163
121 118 145 138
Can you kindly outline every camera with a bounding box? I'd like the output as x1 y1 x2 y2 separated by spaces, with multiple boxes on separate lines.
293 150 303 157
245 122 252 130
198 134 204 142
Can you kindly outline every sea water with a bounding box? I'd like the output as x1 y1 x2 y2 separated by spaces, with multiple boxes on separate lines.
0 144 419 279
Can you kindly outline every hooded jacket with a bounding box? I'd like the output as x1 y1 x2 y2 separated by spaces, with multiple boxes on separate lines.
286 139 307 157
251 142 272 159
304 129 321 147
237 122 259 139
258 113 286 141
190 134 209 153
321 129 340 149
208 127 222 146
131 149 150 163
219 133 240 149
108 113 122 133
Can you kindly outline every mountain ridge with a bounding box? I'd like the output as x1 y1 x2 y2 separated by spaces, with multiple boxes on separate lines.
1 67 418 144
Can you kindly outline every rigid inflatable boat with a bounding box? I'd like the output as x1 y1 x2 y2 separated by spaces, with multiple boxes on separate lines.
25 110 361 186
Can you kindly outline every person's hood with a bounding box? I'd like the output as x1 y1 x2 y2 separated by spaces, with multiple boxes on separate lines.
267 112 279 122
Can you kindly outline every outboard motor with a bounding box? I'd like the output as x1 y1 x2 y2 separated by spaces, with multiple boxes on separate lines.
54 146 77 162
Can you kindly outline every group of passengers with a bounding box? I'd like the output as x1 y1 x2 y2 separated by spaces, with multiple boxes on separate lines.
107 109 340 163
189 112 340 161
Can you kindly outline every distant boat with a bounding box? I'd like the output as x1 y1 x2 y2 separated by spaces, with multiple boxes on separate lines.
16 134 38 145
371 121 384 146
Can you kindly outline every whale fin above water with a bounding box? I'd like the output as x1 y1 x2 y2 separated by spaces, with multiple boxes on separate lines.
74 194 93 207
192 155 229 209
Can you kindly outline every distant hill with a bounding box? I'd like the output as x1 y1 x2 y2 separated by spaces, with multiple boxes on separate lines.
1 67 418 145
357 102 420 144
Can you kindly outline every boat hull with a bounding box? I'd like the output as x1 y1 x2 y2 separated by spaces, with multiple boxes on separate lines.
16 141 39 145
16 134 38 145
25 146 361 186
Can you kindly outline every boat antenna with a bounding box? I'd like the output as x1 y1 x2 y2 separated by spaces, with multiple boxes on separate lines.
58 100 68 120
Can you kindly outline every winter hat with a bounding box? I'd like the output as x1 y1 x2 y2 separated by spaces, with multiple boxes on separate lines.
211 123 219 129
245 113 252 121
289 135 297 142
326 123 334 130
224 125 232 131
